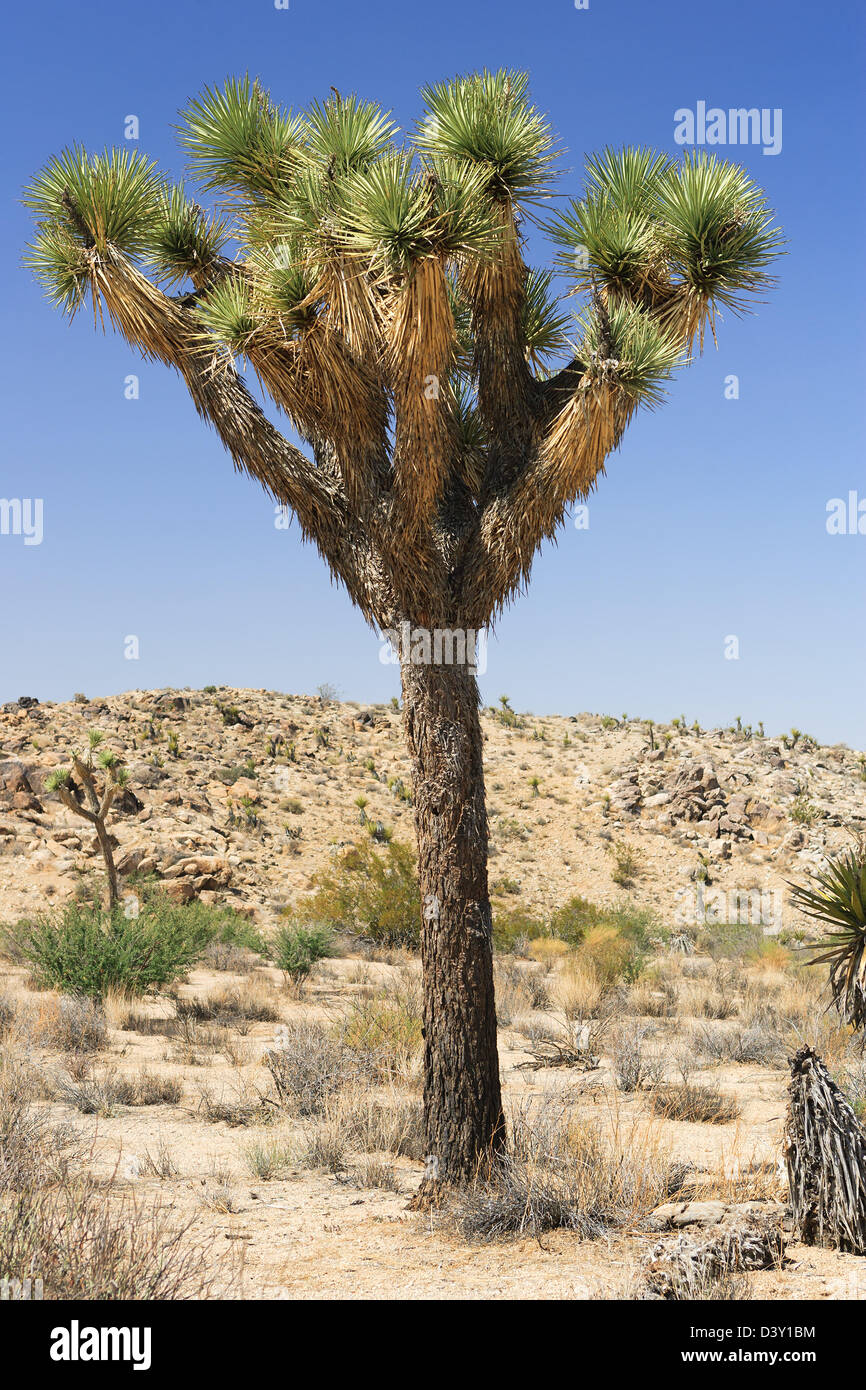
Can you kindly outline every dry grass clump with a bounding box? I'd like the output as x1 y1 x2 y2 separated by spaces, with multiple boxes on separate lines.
176 979 282 1029
526 938 571 966
0 990 19 1039
336 980 423 1084
48 1066 183 1115
198 1073 274 1127
30 994 109 1054
142 1138 179 1180
649 1080 741 1125
355 1154 402 1191
0 1053 226 1298
165 1015 225 1065
244 1134 293 1180
549 956 607 1020
697 963 742 1020
695 1020 785 1067
627 973 678 1018
611 1021 666 1093
291 1112 349 1172
288 1083 425 1174
125 1070 184 1106
201 940 259 973
338 1086 425 1159
493 958 548 1025
444 1099 686 1243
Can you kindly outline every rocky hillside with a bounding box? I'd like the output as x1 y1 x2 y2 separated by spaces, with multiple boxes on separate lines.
1 688 863 936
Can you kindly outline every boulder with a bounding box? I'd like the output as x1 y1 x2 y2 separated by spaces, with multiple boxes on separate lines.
649 1198 786 1232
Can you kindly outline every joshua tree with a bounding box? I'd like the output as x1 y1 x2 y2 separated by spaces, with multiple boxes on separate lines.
25 70 781 1192
44 730 128 909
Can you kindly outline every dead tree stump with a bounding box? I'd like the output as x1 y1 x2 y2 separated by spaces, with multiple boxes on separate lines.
784 1044 866 1254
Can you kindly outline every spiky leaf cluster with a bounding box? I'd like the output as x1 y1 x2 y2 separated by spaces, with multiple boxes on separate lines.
24 71 782 627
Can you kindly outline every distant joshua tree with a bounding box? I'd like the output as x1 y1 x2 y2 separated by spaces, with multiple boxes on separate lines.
45 731 128 909
25 70 781 1194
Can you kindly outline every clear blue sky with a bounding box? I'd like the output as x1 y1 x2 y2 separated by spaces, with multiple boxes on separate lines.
2 0 864 747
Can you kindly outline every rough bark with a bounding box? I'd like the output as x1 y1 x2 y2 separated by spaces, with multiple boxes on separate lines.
400 651 506 1196
784 1044 866 1254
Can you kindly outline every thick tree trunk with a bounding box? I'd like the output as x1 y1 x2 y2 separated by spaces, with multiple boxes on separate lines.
400 651 505 1196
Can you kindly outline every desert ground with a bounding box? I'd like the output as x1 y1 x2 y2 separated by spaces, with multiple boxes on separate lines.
1 687 865 1299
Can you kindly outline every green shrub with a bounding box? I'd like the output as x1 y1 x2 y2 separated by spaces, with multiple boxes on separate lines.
298 840 420 947
273 922 332 983
4 897 222 999
609 839 643 888
492 905 546 951
494 895 658 976
548 895 609 946
200 906 269 958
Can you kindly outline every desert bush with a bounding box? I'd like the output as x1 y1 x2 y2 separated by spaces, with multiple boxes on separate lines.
142 1139 179 1180
48 1066 182 1115
492 905 546 951
338 1087 425 1159
696 923 764 960
695 1021 784 1066
298 840 420 947
48 1069 125 1116
696 963 742 1020
355 1155 402 1191
6 897 221 998
549 957 607 1020
609 840 643 888
612 1022 665 1093
198 909 269 972
127 1070 183 1106
272 921 333 985
493 959 543 1025
838 1056 866 1120
0 992 18 1038
337 982 423 1084
291 1114 348 1172
189 903 269 957
526 937 571 966
577 921 650 987
547 895 610 946
628 973 678 1018
262 1021 350 1115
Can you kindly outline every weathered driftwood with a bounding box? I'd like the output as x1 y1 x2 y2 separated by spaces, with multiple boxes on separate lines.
784 1044 866 1254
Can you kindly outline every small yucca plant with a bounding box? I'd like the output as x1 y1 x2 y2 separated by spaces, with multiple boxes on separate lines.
790 840 866 1030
